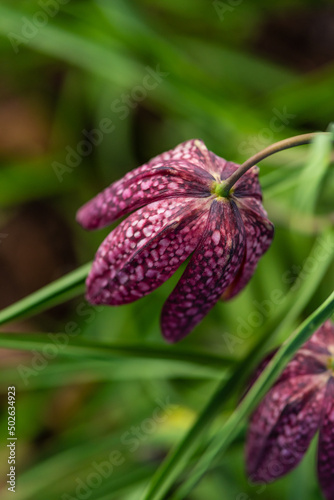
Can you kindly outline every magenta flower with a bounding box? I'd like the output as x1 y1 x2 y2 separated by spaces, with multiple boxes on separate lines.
246 320 334 500
77 139 273 342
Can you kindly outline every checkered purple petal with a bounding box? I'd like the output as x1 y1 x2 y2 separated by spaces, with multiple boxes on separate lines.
161 199 246 342
86 197 210 305
317 376 334 500
246 374 327 483
222 197 274 299
76 139 219 230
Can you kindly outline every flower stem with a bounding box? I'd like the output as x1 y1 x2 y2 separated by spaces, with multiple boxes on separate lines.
224 132 333 194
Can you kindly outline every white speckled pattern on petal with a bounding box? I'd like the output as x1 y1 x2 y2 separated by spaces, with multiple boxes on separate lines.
161 199 246 342
86 197 210 305
246 374 327 482
77 140 219 230
223 197 274 299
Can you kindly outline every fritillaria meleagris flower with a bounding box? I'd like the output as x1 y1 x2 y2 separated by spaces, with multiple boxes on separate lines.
246 320 334 500
77 139 273 342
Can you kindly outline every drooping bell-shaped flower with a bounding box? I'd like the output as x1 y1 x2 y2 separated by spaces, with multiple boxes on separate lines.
246 320 334 500
77 139 273 342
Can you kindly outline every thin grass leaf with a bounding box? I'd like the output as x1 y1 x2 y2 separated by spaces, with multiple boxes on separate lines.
260 229 334 342
293 131 333 217
0 263 90 327
0 359 227 392
0 333 234 371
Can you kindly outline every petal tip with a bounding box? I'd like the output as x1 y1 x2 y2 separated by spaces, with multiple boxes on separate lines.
76 203 98 230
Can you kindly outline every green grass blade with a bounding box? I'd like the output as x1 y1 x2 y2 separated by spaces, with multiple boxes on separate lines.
0 263 90 327
0 359 228 391
293 131 333 217
0 333 233 371
258 229 334 343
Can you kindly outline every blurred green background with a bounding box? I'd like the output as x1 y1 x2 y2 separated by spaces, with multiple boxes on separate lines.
0 1 333 499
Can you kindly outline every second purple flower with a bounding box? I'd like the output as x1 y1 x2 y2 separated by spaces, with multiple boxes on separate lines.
246 320 334 500
77 139 274 342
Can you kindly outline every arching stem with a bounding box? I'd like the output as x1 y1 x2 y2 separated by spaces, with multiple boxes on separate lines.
222 132 333 196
